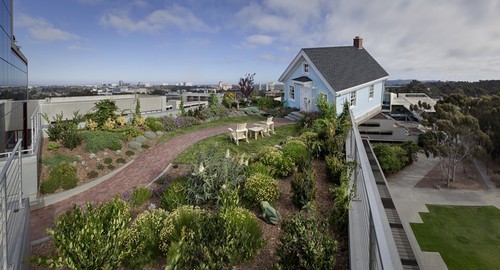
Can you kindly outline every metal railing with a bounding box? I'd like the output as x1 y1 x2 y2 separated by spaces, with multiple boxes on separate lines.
0 105 41 159
348 111 402 269
0 140 24 269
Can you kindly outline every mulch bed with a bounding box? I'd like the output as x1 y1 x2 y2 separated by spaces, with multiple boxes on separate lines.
415 161 487 189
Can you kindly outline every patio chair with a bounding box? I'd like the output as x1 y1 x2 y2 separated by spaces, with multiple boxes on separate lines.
257 117 275 135
228 123 249 146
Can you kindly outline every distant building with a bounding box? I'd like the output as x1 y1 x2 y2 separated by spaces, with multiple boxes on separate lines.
383 92 436 122
358 113 424 143
183 81 193 87
218 81 232 91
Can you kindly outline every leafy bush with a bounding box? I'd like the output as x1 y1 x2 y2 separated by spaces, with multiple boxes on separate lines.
87 171 98 179
108 164 115 170
372 144 408 174
161 116 201 131
82 131 123 153
243 173 280 205
40 178 60 194
256 146 293 178
34 197 131 269
44 112 79 142
86 99 119 128
299 131 323 158
331 167 355 232
144 131 157 139
125 150 135 157
116 158 126 164
103 157 113 164
42 154 77 167
97 164 105 170
128 141 142 150
124 209 169 269
252 96 282 109
160 176 189 211
196 106 230 121
48 162 78 191
114 126 143 140
130 187 152 207
325 155 344 184
247 161 273 177
141 144 150 149
145 117 164 132
282 140 309 165
185 148 247 206
60 130 83 150
291 169 316 209
47 141 59 151
275 212 338 269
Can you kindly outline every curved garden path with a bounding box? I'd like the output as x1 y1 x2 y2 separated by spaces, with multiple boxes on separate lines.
30 118 293 242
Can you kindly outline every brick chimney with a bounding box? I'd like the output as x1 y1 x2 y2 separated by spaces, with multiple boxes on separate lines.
353 36 363 49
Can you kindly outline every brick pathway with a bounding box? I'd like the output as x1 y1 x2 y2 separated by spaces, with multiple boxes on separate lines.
30 118 293 242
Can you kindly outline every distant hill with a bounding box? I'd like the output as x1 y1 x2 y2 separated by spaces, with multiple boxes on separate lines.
386 80 500 98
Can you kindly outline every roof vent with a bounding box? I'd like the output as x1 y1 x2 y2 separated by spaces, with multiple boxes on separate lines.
353 36 363 49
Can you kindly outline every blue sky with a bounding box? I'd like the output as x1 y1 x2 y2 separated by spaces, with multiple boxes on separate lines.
14 0 500 85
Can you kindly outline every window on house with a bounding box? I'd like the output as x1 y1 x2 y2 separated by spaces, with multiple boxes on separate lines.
289 85 295 100
350 91 357 107
369 85 374 99
318 92 327 102
303 63 309 74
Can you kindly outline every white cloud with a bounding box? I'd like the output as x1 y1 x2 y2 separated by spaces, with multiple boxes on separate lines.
17 14 80 42
234 0 500 80
100 5 215 35
242 34 275 48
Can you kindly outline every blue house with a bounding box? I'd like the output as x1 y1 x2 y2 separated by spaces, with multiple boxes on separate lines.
278 36 389 124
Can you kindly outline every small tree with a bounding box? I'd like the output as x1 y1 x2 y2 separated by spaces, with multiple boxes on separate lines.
89 99 118 128
209 92 218 107
238 73 256 100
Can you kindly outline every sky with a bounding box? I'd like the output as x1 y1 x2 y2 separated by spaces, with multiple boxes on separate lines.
13 0 500 85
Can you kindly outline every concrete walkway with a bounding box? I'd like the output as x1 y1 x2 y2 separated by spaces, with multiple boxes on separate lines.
30 118 293 243
386 153 500 270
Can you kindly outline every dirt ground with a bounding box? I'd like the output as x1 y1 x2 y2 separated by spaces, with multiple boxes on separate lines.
415 160 488 189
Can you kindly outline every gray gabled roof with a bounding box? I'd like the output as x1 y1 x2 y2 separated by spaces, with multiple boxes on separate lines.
302 46 389 92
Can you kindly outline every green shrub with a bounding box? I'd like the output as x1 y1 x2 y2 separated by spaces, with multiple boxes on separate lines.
125 150 135 157
299 131 323 158
128 141 142 150
160 177 189 211
87 171 98 179
275 212 338 269
243 173 280 205
256 146 293 178
82 131 123 153
49 162 78 191
87 99 119 128
116 158 126 164
130 187 152 207
144 131 157 139
291 169 316 209
103 157 113 164
108 164 115 170
47 141 60 151
331 165 355 232
141 144 150 149
114 126 143 140
145 117 164 132
372 144 408 174
325 155 344 184
34 197 131 269
40 178 60 194
252 96 282 109
42 154 77 167
185 148 247 206
124 209 169 269
247 161 273 177
61 129 83 150
45 114 79 142
282 140 309 165
97 164 105 170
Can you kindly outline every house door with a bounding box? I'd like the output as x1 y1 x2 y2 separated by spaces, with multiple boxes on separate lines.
300 86 312 112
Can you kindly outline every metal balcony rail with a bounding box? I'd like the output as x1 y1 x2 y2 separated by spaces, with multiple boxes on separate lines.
348 111 403 270
0 140 24 269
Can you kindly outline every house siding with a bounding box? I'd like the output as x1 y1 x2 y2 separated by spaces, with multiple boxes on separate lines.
283 58 335 111
336 81 385 120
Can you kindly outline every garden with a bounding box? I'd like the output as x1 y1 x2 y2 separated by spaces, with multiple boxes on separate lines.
32 95 354 269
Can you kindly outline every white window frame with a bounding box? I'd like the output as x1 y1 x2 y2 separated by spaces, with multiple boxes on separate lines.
303 63 309 75
350 91 357 107
318 92 327 102
369 85 374 100
289 85 295 101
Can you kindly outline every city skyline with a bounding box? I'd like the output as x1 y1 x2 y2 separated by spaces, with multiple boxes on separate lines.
14 0 500 85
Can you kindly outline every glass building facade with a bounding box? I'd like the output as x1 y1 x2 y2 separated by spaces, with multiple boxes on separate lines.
1 0 28 152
